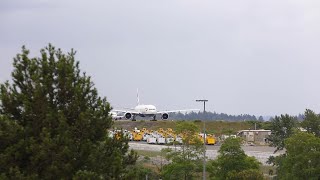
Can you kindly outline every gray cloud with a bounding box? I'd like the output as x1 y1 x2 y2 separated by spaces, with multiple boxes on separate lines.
1 0 320 116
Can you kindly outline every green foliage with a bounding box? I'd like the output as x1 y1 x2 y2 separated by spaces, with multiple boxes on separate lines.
301 109 320 137
221 128 236 135
72 170 100 180
161 147 203 180
0 45 136 179
245 120 263 130
268 114 298 152
124 164 159 180
273 132 320 179
209 137 261 180
268 110 320 178
245 120 273 130
227 169 264 180
175 121 200 134
175 121 201 145
161 122 204 180
143 155 151 161
260 121 272 130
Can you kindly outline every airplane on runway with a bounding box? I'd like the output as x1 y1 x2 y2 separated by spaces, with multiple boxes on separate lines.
113 89 199 121
109 111 123 120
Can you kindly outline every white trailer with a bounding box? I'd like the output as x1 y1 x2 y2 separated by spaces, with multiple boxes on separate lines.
147 137 157 144
175 137 183 144
157 137 166 144
143 133 152 141
166 137 175 144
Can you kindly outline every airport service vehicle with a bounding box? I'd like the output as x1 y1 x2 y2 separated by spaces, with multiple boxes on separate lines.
166 137 175 144
143 133 152 141
113 89 199 121
175 136 183 144
108 130 114 138
132 132 143 141
206 134 216 145
157 137 166 144
109 127 217 146
147 137 157 144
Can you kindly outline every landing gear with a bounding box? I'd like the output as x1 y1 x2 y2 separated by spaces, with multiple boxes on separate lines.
132 115 136 121
151 115 157 121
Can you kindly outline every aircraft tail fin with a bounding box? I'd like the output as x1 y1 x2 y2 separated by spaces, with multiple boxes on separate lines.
137 88 140 105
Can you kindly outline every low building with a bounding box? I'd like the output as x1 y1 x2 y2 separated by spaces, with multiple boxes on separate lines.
237 129 271 145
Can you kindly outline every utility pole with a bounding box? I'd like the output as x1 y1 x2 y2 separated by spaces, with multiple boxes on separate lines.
196 99 208 180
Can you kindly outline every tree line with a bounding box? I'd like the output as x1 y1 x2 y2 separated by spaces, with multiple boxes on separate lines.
169 111 260 121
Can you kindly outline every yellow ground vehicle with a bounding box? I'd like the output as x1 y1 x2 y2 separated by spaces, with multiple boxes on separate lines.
114 131 122 140
141 128 148 133
158 128 164 134
195 134 216 145
111 127 216 144
132 132 144 141
167 128 173 133
206 134 216 145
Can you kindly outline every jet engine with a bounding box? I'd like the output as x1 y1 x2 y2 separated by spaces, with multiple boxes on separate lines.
161 113 169 120
124 112 132 119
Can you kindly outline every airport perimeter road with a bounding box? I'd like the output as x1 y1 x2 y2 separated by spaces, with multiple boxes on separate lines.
129 142 283 165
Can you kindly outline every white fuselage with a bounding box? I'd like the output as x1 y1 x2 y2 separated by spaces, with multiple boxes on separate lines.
109 111 123 120
134 104 157 115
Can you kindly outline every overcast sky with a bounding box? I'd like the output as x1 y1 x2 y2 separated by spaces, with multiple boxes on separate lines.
1 0 320 116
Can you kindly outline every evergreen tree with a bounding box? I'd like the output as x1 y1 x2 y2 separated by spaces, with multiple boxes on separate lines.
301 109 320 137
209 137 262 180
267 114 298 152
258 116 264 121
0 45 136 179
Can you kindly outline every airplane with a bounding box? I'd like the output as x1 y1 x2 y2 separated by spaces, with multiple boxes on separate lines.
113 89 199 121
109 111 124 120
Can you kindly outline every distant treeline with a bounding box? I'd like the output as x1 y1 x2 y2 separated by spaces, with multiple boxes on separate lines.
169 111 261 121
296 114 304 121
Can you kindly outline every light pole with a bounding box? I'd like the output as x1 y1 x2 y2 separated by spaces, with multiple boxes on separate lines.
196 99 208 180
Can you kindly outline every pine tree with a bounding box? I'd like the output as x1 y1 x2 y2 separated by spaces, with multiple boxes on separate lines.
301 109 320 137
268 114 298 152
0 44 136 179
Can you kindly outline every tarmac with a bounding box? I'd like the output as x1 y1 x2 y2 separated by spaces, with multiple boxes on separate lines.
129 142 284 165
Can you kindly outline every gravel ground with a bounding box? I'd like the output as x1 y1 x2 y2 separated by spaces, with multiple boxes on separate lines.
129 142 284 165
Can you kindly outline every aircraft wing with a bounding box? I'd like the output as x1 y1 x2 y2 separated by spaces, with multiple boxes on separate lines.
112 109 140 115
113 107 135 110
157 109 200 114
